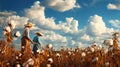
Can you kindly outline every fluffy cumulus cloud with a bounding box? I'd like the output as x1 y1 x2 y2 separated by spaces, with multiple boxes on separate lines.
109 19 120 29
6 16 29 29
85 15 106 36
81 34 91 41
25 1 59 30
58 17 79 33
0 11 16 27
42 0 80 12
107 0 120 10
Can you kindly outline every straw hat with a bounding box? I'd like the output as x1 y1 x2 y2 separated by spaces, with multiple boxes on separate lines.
36 32 43 36
24 22 35 27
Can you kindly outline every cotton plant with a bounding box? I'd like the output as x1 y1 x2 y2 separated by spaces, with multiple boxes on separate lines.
81 52 86 57
22 58 34 67
3 26 11 33
92 57 98 62
47 58 53 64
8 20 16 30
14 31 21 37
47 44 53 49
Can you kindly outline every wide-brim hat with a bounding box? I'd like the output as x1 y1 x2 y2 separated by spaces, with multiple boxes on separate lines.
36 32 43 36
24 22 35 27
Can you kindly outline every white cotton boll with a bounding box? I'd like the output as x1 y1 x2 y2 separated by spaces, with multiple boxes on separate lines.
22 63 29 67
46 64 51 67
27 58 34 65
3 31 7 35
68 51 72 55
105 62 109 67
6 62 10 66
92 57 98 62
16 56 19 59
40 50 44 54
48 58 53 64
19 53 22 57
16 64 21 67
9 20 16 30
97 45 102 50
47 44 52 49
103 39 113 46
37 49 40 53
93 42 98 46
90 47 94 52
56 53 60 57
81 52 86 57
104 48 108 54
22 46 24 49
109 39 113 46
4 26 11 32
14 31 21 37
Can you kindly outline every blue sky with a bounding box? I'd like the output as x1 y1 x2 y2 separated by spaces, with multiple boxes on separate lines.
0 0 120 50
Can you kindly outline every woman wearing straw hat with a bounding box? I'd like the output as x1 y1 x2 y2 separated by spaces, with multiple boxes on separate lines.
21 22 34 54
32 32 43 55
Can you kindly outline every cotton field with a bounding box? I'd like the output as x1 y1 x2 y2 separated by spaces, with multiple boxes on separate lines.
0 22 120 67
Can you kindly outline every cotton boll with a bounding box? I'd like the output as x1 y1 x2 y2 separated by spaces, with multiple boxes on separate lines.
4 26 11 32
90 47 94 52
19 53 22 57
68 51 72 55
14 31 21 37
16 56 19 59
103 39 113 46
47 44 52 49
27 58 34 65
47 58 53 64
22 58 34 66
97 45 102 50
92 57 98 62
36 49 40 53
104 48 108 54
6 62 10 66
81 52 86 57
8 20 16 30
3 31 7 35
40 50 44 54
56 53 60 57
15 64 21 67
105 62 109 67
46 64 51 67
21 46 24 49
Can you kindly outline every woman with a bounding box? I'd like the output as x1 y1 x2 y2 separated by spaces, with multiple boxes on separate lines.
21 22 34 54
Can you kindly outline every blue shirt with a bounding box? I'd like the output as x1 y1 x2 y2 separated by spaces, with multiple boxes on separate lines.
33 36 41 44
32 36 41 54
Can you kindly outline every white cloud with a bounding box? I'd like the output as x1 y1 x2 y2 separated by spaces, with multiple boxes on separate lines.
0 11 16 16
43 31 67 42
42 0 80 12
109 19 120 28
81 34 91 41
25 1 59 30
85 15 107 36
107 3 120 10
0 11 17 27
6 15 29 29
58 17 79 33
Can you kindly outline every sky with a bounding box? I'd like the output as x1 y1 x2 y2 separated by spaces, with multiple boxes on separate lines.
0 0 120 50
